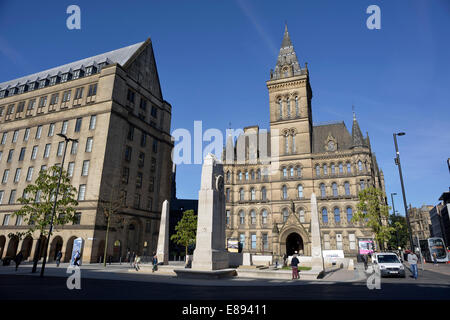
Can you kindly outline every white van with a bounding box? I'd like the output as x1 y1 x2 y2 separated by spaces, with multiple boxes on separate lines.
372 252 406 278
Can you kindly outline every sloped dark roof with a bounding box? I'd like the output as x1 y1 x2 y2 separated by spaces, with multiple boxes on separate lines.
0 41 145 90
312 122 353 153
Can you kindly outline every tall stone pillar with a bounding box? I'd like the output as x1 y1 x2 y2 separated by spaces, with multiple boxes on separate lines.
192 154 228 270
156 199 169 264
310 192 324 272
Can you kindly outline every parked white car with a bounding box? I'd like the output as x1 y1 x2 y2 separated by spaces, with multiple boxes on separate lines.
372 252 406 278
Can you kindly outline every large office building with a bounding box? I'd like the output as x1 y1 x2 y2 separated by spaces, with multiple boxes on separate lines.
408 205 433 242
0 39 173 263
429 191 450 247
223 26 386 259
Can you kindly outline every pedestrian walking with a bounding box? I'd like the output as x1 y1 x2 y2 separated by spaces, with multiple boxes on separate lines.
14 251 24 271
126 250 130 263
56 251 62 267
363 254 368 270
407 251 418 279
432 252 438 266
283 253 288 267
134 255 141 271
74 250 81 266
291 252 300 280
152 253 158 272
130 252 136 266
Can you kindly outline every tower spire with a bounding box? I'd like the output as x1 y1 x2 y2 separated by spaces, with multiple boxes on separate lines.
272 24 302 80
351 108 366 148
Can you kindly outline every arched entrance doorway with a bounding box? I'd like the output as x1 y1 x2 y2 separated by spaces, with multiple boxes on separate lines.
21 236 33 260
6 235 19 257
0 236 6 258
64 236 77 262
49 236 63 261
286 233 304 256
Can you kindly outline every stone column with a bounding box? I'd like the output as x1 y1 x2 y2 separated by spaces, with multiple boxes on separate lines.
156 199 169 265
310 192 324 272
192 154 228 270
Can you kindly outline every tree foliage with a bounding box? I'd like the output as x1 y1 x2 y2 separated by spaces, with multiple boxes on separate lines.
170 210 197 256
11 165 78 239
352 187 394 250
387 214 409 250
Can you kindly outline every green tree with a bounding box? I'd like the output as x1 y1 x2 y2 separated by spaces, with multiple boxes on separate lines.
352 186 394 251
11 165 78 272
387 214 408 250
170 210 197 257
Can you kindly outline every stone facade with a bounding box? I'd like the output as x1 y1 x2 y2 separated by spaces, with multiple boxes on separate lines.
0 39 173 263
408 205 433 241
223 26 385 259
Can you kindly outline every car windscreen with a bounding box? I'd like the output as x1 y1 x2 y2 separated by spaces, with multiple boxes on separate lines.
377 255 400 263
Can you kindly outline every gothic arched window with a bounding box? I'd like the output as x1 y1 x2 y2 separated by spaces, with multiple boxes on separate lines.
339 163 343 174
299 209 305 223
334 208 340 223
262 209 268 224
226 188 230 202
226 171 231 182
283 167 287 178
239 188 244 201
287 98 291 118
250 188 255 200
320 183 326 197
295 96 299 117
282 208 289 222
347 207 353 222
278 99 283 119
297 185 303 198
323 164 328 175
250 210 256 225
297 166 301 177
316 165 321 177
282 185 288 200
261 187 267 200
292 134 296 153
290 167 294 177
239 210 245 224
257 169 261 180
331 164 335 175
322 208 328 223
344 182 350 196
332 183 338 197
238 171 242 181
358 160 363 171
245 171 249 180
250 170 255 180
347 163 351 173
285 133 289 154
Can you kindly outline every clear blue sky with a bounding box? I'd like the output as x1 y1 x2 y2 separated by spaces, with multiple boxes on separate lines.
1 1 449 216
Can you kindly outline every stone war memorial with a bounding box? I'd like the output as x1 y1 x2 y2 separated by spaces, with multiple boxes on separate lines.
175 154 236 279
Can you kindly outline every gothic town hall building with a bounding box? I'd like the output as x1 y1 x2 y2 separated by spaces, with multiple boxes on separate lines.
223 26 386 259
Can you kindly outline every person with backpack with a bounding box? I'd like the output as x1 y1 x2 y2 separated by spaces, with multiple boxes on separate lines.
291 252 300 280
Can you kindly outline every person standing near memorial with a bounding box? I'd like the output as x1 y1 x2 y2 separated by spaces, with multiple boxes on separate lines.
291 252 300 280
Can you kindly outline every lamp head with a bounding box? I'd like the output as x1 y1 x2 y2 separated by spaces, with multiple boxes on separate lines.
397 132 406 136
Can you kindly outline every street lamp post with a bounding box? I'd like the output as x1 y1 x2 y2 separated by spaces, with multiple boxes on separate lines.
40 133 77 277
393 132 414 252
390 192 399 249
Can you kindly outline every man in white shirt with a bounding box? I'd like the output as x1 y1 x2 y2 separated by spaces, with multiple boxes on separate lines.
407 251 418 280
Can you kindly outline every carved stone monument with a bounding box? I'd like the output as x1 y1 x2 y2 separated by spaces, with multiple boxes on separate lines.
310 192 324 272
192 154 229 270
156 199 169 265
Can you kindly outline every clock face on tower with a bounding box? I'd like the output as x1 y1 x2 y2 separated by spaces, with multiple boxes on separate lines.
215 175 224 192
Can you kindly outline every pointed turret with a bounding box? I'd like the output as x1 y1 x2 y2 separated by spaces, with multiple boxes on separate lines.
272 24 303 80
351 111 366 148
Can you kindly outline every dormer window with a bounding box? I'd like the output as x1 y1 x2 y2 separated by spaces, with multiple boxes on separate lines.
61 73 71 83
38 79 47 89
0 90 5 98
28 82 36 91
8 87 16 96
85 66 96 76
72 69 84 79
49 76 59 86
97 62 107 72
18 85 26 94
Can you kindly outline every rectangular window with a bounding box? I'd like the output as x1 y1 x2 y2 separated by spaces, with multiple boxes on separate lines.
36 125 42 139
74 118 82 132
73 212 81 225
239 234 245 249
12 130 19 142
125 146 132 161
24 128 30 141
57 141 64 156
140 98 147 110
17 101 25 113
2 214 10 226
50 93 59 105
251 234 256 250
26 167 34 182
138 152 145 168
40 165 47 172
148 177 154 192
31 146 38 160
0 151 2 161
85 137 93 153
71 141 78 155
147 197 152 211
151 157 156 172
89 115 96 130
336 233 343 250
140 132 147 147
136 172 143 188
226 210 230 225
87 83 97 97
61 120 68 134
9 189 16 204
349 233 356 250
81 160 89 176
14 168 21 182
62 90 71 102
44 144 51 158
19 147 26 161
27 99 36 110
7 149 14 163
67 162 75 177
15 215 23 226
152 140 158 153
262 233 268 250
1 132 7 145
151 106 157 118
74 87 84 99
48 123 55 137
127 125 134 141
324 234 330 250
134 193 140 208
127 89 135 103
38 96 47 107
122 167 129 184
2 169 9 183
0 190 3 204
78 185 86 201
